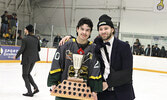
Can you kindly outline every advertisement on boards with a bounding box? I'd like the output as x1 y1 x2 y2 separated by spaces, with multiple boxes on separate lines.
0 46 20 60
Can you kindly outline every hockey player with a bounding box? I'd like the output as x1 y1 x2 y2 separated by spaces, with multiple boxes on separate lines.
47 17 102 100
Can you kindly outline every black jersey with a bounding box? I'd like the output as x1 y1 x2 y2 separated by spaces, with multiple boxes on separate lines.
48 38 102 92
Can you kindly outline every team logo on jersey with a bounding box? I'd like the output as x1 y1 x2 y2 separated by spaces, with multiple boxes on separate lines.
77 48 84 55
83 52 93 63
66 50 73 61
99 22 106 26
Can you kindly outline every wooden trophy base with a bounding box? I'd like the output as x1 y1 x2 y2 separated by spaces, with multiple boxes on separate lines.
51 78 94 100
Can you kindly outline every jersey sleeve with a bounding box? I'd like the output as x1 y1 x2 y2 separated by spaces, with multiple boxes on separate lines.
88 45 102 92
47 45 66 87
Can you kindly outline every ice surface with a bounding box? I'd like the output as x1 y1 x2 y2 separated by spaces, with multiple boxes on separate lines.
0 63 167 100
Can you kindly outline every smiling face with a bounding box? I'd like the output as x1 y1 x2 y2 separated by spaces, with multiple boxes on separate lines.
77 24 91 41
98 25 114 41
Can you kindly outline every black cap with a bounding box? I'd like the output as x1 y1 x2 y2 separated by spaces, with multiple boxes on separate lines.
25 24 34 32
97 14 114 31
4 11 8 13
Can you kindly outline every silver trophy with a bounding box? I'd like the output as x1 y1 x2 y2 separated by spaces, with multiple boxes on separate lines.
72 54 84 78
51 54 93 100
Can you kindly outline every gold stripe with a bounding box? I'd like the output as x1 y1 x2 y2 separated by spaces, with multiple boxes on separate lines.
50 69 62 74
37 61 52 63
0 60 21 63
72 38 76 42
89 41 93 45
89 75 102 79
133 68 167 74
0 60 52 63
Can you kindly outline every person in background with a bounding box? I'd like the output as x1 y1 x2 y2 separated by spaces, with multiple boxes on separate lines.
53 34 62 48
132 42 140 55
125 41 129 44
37 35 42 46
47 17 102 100
135 38 141 47
10 13 17 39
151 45 155 56
14 24 40 97
153 44 160 57
1 11 9 38
158 46 166 57
144 44 151 56
41 38 49 47
139 45 144 55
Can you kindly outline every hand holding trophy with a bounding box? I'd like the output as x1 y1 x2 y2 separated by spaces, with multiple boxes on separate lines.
51 53 94 100
48 18 102 100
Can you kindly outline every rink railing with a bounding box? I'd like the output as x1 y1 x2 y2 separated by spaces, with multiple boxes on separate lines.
0 45 167 74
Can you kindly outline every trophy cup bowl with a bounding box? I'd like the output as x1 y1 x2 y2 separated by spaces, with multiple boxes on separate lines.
72 54 84 78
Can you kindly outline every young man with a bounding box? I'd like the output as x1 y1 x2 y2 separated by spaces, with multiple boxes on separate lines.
94 14 135 100
14 24 40 97
47 17 102 100
59 14 135 100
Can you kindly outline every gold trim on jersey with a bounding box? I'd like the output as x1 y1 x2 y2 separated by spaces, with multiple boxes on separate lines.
89 41 93 45
72 38 76 42
89 75 102 79
50 68 62 74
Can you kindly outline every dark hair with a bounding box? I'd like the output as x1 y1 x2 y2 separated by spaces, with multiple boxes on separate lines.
4 11 8 13
77 17 93 31
76 17 93 38
12 13 17 16
25 24 34 33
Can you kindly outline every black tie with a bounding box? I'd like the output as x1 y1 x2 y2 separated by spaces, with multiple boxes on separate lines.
104 42 110 46
103 46 109 62
103 42 110 62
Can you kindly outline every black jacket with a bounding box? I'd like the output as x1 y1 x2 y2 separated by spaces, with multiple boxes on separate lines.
1 14 8 24
144 48 150 56
16 35 40 65
94 37 135 100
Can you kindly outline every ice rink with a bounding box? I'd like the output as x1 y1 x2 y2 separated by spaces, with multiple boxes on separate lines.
0 63 167 100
